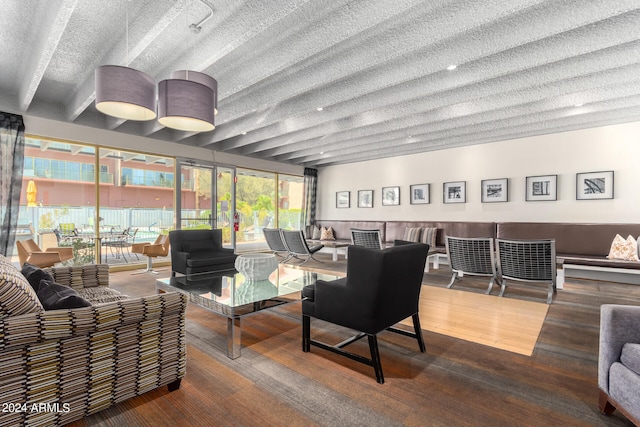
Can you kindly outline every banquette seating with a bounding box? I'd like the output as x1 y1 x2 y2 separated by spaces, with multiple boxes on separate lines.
314 220 640 282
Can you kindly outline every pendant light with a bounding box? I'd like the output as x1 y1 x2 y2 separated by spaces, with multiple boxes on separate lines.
157 0 218 132
158 73 215 132
95 1 156 121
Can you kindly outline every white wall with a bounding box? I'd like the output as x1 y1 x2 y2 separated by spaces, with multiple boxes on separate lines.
317 120 640 224
24 115 304 176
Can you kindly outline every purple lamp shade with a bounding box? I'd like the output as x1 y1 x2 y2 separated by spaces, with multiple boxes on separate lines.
95 65 156 121
157 78 215 132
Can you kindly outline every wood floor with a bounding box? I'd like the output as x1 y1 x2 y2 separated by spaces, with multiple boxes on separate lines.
67 253 640 427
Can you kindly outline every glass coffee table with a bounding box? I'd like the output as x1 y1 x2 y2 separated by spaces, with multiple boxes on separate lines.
156 265 340 359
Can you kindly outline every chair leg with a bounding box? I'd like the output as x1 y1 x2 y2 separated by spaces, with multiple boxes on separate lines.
367 335 384 384
130 257 163 275
499 279 506 297
302 315 311 352
412 313 426 352
446 272 458 288
486 276 496 294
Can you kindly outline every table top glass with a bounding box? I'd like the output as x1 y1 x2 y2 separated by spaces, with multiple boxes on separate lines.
156 265 341 315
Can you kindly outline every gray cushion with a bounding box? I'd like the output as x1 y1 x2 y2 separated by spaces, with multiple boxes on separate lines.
621 343 640 376
37 279 92 310
21 262 54 293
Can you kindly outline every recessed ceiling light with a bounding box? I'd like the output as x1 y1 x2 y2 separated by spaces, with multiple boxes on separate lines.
316 107 323 111
574 103 584 107
446 64 457 71
241 131 247 135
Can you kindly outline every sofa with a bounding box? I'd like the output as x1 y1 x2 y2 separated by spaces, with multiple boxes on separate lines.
169 229 237 276
0 255 187 426
598 304 640 425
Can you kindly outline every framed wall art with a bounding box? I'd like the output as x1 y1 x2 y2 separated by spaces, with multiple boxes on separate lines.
443 181 466 203
481 178 508 203
526 174 557 201
410 184 430 204
336 191 350 208
576 170 614 200
381 186 400 206
357 190 374 208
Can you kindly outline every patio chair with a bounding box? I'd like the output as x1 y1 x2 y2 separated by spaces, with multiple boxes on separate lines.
302 242 430 383
131 234 170 274
263 228 292 262
350 228 383 250
16 239 73 268
495 238 556 304
445 236 499 294
281 230 324 265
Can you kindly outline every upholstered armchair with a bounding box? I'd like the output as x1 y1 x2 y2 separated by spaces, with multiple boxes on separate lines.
169 229 237 276
16 239 73 268
131 234 170 274
598 304 640 425
302 242 430 383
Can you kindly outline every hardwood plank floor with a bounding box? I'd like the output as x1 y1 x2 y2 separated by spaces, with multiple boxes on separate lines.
67 253 640 426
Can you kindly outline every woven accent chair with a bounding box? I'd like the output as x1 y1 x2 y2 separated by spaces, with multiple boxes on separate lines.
281 230 324 265
350 228 383 250
16 238 73 268
495 238 556 304
445 236 499 294
263 228 291 261
131 234 170 274
302 243 429 384
0 258 187 426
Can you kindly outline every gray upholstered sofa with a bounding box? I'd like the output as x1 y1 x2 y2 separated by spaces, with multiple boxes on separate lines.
0 255 187 426
599 304 640 425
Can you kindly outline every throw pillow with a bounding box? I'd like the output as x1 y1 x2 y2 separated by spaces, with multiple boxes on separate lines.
21 262 54 293
607 234 640 261
0 254 44 319
320 226 335 241
420 227 438 250
37 279 92 310
311 225 322 240
403 227 422 242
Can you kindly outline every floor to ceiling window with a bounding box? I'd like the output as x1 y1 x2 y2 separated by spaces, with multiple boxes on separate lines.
17 135 303 264
18 137 97 265
98 148 175 267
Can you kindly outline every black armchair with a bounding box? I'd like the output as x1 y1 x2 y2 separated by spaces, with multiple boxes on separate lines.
302 242 430 383
169 229 237 276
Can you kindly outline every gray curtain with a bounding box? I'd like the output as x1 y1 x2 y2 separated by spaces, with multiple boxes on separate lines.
0 112 26 257
303 167 317 233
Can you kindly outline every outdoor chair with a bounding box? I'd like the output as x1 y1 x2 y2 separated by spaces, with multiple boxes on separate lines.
495 238 556 304
102 227 134 262
131 234 170 274
445 236 499 294
281 230 324 265
263 227 292 262
350 228 383 250
16 239 73 268
302 243 430 383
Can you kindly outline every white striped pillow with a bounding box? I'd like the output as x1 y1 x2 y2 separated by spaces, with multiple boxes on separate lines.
403 227 422 242
420 227 438 249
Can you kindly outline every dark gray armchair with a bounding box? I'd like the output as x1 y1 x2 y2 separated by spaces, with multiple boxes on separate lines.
169 229 237 276
302 242 429 383
598 304 640 425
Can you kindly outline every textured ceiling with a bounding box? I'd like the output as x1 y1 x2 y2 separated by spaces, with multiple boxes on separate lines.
2 0 640 167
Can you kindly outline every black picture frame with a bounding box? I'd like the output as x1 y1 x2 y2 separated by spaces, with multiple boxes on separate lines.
381 186 400 206
576 171 614 200
481 178 508 203
410 184 430 204
336 191 350 208
443 181 466 203
526 174 557 201
357 190 374 208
